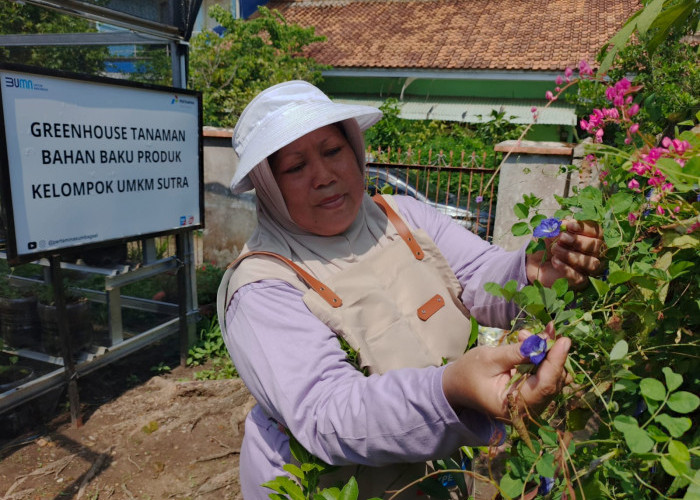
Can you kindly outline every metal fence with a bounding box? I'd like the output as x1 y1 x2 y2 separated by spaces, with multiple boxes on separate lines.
365 147 499 241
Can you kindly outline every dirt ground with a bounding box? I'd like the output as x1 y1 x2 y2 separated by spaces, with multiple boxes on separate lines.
0 339 256 500
0 338 502 500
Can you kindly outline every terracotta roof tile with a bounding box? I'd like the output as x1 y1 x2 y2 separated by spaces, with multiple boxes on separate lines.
266 0 641 72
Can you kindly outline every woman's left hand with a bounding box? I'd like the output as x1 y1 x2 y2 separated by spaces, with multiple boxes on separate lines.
526 220 604 289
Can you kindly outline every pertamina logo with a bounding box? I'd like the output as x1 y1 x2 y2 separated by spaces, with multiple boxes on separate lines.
171 93 195 106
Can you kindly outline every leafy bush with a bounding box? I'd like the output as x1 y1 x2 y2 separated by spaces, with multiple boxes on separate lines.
187 316 237 380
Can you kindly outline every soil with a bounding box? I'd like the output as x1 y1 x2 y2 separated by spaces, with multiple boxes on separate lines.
0 337 501 500
0 337 256 500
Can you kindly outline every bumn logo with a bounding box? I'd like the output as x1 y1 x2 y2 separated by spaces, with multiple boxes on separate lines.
5 76 33 89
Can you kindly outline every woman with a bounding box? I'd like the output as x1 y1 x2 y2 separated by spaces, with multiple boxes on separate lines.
217 80 603 498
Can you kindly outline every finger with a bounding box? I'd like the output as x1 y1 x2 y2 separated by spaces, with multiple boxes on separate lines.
564 219 603 238
547 256 588 289
551 245 602 276
557 231 604 257
486 342 530 371
543 321 555 340
517 328 534 342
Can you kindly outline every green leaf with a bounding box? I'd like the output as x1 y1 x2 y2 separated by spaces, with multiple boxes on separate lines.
668 260 695 279
536 453 556 477
683 469 700 499
283 463 304 480
468 317 479 349
661 230 700 250
634 0 665 36
669 439 691 463
656 156 700 191
530 213 546 227
660 455 689 477
646 424 670 443
609 340 628 361
338 477 359 500
614 415 654 453
655 414 692 438
662 367 683 392
316 488 341 500
607 192 636 215
667 391 700 414
484 282 503 298
514 203 529 219
538 426 559 446
499 472 524 499
511 221 531 237
262 477 305 500
607 270 633 285
640 378 666 401
589 277 610 297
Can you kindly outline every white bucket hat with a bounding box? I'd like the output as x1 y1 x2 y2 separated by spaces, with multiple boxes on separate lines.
230 80 383 194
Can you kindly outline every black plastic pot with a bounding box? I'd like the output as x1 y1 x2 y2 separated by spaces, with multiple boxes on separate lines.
0 295 41 350
38 299 93 357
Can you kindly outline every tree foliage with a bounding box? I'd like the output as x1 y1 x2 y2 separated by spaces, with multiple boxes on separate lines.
188 6 328 128
0 2 107 75
574 0 699 141
364 99 524 169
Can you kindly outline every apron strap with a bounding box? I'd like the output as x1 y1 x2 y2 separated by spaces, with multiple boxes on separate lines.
228 250 343 308
372 194 424 261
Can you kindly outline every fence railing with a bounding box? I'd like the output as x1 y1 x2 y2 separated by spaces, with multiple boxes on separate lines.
365 147 500 241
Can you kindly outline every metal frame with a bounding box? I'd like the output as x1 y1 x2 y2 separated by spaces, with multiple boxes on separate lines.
0 0 202 421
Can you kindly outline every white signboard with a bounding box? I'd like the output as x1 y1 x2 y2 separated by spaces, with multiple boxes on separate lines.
0 66 202 263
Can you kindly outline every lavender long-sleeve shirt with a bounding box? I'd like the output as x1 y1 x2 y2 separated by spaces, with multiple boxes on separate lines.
224 196 528 499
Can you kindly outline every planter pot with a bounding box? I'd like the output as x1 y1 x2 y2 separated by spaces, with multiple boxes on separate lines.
0 364 35 392
0 295 41 350
38 300 93 357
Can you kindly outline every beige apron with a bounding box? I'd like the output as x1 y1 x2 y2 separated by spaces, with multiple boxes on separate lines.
217 195 473 498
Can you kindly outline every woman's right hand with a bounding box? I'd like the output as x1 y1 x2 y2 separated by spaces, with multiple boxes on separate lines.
441 323 571 420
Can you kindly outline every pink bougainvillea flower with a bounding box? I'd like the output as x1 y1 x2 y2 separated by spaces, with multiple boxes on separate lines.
531 106 537 113
564 67 573 79
673 206 681 213
555 75 564 86
630 162 648 175
628 213 638 222
628 104 640 117
656 205 665 215
628 179 640 189
545 90 555 101
579 60 593 76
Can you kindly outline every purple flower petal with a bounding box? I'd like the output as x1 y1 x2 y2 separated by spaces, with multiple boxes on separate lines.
539 476 555 495
533 218 562 238
520 335 548 365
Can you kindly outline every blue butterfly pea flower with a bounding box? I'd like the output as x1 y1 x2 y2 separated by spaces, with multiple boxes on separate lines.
539 476 555 495
520 335 548 365
533 218 562 238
